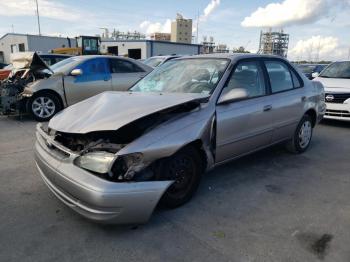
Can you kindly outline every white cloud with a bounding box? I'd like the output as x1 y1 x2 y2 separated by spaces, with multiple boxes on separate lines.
200 0 221 22
241 0 350 28
0 0 85 21
289 35 348 61
139 19 171 35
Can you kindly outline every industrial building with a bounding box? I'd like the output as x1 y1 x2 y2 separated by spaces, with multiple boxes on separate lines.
150 33 171 41
0 33 76 63
258 29 289 57
100 39 201 59
171 14 193 44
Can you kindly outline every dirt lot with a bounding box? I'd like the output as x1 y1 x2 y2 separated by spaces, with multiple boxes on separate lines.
0 116 349 262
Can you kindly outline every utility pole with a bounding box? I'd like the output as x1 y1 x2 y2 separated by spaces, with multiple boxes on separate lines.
196 10 199 44
34 0 41 36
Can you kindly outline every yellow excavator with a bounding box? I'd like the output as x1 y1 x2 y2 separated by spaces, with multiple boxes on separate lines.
51 36 100 56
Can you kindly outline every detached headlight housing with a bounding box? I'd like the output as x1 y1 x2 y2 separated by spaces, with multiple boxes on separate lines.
75 151 116 174
20 87 34 98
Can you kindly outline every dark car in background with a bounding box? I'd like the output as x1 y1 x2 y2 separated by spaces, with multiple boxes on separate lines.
0 62 8 69
39 54 73 66
297 64 328 80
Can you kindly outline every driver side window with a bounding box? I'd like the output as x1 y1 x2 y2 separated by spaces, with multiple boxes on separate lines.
77 58 108 75
225 61 266 98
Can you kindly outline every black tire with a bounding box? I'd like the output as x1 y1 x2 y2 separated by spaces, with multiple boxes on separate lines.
155 146 203 208
28 92 62 122
286 114 313 153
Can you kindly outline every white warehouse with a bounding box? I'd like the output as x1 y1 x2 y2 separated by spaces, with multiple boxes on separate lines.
100 40 201 59
0 33 76 63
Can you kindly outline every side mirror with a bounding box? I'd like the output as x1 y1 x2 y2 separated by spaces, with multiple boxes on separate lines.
70 68 83 76
311 72 319 78
218 88 249 105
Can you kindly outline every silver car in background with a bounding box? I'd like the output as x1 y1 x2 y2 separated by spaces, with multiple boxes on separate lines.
34 54 325 224
313 61 350 121
142 55 181 68
20 55 153 121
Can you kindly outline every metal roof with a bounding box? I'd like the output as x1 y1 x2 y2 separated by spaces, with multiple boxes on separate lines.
0 33 75 41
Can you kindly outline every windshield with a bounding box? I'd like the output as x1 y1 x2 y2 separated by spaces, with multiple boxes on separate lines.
320 61 350 78
143 57 166 67
131 58 229 94
49 56 83 74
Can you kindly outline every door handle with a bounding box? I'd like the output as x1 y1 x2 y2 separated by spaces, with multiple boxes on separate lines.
103 77 109 81
263 105 272 111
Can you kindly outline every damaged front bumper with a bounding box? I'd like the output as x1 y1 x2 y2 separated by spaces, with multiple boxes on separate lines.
34 124 172 224
0 89 27 115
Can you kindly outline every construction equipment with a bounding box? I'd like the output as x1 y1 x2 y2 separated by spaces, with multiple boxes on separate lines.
52 36 100 56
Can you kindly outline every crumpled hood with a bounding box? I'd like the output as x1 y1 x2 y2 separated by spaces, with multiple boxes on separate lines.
49 91 209 134
314 77 350 92
10 52 52 72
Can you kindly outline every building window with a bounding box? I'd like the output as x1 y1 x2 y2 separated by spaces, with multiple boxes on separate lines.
18 43 25 52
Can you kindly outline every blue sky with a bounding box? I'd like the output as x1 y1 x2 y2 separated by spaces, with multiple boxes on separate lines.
0 0 349 61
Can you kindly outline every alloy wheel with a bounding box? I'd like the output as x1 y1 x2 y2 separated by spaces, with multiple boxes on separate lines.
31 96 56 119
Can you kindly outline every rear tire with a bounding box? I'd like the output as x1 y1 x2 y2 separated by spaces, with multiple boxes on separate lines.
28 92 62 122
155 146 203 208
286 114 313 153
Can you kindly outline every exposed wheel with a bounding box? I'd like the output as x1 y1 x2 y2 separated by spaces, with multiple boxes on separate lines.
28 92 62 122
155 146 203 208
286 114 313 153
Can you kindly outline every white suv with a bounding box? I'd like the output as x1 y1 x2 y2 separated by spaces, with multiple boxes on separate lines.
314 61 350 121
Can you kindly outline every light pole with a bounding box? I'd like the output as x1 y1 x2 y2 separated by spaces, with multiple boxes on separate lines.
34 0 41 35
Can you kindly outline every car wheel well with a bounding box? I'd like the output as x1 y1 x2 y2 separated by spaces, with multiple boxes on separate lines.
304 109 317 127
181 140 208 172
32 90 63 109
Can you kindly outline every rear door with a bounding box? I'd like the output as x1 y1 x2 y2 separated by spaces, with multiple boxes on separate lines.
109 58 147 91
63 57 112 105
263 59 306 142
215 60 274 163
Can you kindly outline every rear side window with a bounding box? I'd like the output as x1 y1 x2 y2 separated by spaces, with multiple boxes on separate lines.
109 59 144 73
265 61 294 93
291 70 301 88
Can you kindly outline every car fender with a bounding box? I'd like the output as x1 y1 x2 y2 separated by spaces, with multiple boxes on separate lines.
117 104 216 169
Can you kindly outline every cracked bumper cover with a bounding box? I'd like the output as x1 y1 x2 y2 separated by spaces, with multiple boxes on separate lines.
34 125 172 224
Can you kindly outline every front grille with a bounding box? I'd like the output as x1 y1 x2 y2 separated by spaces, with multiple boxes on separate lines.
325 93 350 103
325 109 350 118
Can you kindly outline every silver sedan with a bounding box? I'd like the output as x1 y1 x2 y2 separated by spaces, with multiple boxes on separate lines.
34 54 326 224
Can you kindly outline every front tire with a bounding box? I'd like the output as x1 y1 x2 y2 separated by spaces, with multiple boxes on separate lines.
286 114 313 153
155 146 203 208
28 92 62 122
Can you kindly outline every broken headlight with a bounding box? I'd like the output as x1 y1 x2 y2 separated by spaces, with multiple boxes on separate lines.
75 152 116 174
111 153 144 181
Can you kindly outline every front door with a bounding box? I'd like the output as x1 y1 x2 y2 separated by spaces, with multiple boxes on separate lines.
215 60 274 163
64 58 112 105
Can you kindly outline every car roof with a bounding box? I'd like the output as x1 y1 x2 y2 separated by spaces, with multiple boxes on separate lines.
178 53 289 61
